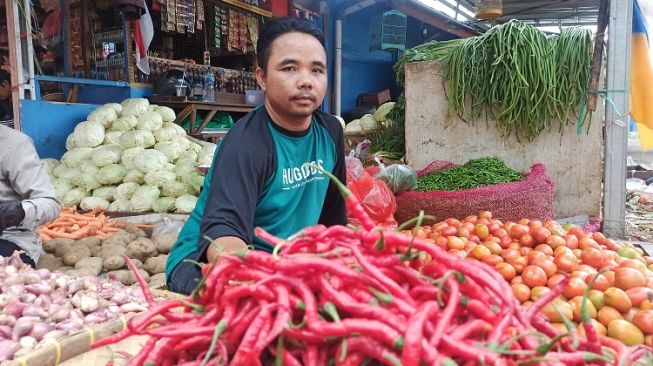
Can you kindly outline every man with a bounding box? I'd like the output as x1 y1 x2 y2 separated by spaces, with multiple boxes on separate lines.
0 70 13 120
166 17 347 294
0 125 61 266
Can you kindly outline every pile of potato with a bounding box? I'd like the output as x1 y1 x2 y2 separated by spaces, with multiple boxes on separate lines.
37 224 175 288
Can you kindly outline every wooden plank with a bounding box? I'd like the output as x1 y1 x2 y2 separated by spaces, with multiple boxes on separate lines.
603 0 633 238
222 0 274 18
404 61 603 219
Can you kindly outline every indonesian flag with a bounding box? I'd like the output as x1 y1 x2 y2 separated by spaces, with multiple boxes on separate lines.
133 0 153 75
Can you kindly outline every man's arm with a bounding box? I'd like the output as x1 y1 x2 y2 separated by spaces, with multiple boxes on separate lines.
206 236 248 262
197 121 274 261
2 138 61 231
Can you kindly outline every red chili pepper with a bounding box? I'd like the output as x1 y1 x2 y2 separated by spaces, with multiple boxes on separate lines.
144 337 181 366
319 276 406 332
304 344 319 366
128 300 186 331
283 327 324 343
230 303 276 366
125 336 156 366
123 255 155 305
450 319 493 340
465 298 499 325
429 276 460 347
311 319 404 350
440 334 499 364
401 301 439 366
224 304 259 352
527 275 570 321
343 336 402 366
348 245 416 309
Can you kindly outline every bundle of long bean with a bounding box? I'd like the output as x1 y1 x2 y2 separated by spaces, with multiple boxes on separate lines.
416 157 523 191
390 21 591 144
441 21 592 141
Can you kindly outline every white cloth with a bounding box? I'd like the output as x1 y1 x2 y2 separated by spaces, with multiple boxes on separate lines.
0 125 61 262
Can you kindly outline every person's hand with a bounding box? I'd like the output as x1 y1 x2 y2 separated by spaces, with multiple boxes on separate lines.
206 236 248 263
0 201 24 234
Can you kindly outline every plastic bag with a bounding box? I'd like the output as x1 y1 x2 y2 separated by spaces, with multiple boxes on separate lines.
346 156 367 184
626 178 647 193
347 174 397 227
376 164 417 194
151 216 186 254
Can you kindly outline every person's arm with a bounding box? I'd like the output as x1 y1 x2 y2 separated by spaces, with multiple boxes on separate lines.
2 137 61 231
197 125 273 261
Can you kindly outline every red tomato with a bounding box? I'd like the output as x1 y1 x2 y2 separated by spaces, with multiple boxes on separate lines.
496 262 517 281
522 265 548 287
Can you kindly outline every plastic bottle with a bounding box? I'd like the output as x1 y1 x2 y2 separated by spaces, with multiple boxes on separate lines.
203 69 216 102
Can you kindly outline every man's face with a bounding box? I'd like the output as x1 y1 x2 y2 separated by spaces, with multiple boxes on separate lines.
0 81 10 100
256 32 327 128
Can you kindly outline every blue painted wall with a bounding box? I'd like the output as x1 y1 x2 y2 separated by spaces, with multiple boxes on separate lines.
20 100 98 160
324 2 442 116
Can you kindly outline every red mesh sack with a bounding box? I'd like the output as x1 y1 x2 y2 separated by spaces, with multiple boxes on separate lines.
395 163 554 223
347 175 398 227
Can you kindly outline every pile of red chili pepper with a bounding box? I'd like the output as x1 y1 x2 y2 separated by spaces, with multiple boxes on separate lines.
92 171 653 366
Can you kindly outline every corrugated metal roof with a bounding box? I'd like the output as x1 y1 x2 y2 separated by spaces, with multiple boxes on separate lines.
459 0 600 26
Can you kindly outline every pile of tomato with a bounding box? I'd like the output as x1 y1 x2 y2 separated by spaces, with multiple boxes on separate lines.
403 211 653 347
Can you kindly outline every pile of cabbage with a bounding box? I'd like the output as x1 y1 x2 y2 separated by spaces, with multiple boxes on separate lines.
41 98 215 214
344 101 395 134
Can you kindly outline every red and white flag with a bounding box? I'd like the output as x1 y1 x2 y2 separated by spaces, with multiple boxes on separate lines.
133 0 153 75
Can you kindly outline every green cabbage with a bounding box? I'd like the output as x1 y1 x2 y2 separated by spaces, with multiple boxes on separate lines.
62 147 94 167
144 171 176 188
177 150 198 162
104 103 123 114
155 106 176 122
92 186 117 202
65 134 76 150
123 169 145 184
175 160 198 179
80 197 110 211
153 125 179 142
114 182 140 200
87 106 118 127
197 144 216 164
97 164 127 185
360 114 378 131
134 149 168 173
153 197 177 213
72 173 102 192
373 102 395 122
91 145 122 167
119 130 156 149
175 194 198 213
104 131 123 145
161 181 193 198
108 199 132 212
154 141 186 162
121 98 149 117
121 147 145 170
78 162 100 176
62 188 88 207
73 121 105 148
130 185 160 212
40 159 60 174
111 115 138 132
53 165 80 180
51 178 72 200
136 111 163 131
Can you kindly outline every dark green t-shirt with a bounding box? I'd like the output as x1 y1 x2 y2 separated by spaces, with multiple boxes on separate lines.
166 107 346 277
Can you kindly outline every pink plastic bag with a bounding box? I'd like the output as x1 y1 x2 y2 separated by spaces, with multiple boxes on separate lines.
346 157 397 227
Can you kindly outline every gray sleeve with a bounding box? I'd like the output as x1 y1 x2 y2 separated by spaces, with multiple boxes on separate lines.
3 139 61 230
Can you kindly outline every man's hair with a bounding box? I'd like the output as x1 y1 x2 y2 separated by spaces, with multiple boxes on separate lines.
0 70 10 84
256 17 326 72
